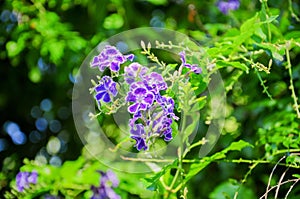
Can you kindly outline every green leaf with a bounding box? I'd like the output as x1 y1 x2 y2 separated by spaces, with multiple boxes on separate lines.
144 159 178 191
240 13 259 33
292 174 300 179
209 179 256 199
262 15 279 24
216 61 249 73
60 157 85 181
147 0 168 5
103 13 124 29
185 140 253 182
223 140 253 153
183 114 200 142
285 31 300 40
255 43 284 61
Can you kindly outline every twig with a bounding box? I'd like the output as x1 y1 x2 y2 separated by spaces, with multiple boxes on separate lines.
284 178 300 199
275 167 289 198
259 178 299 199
264 156 286 199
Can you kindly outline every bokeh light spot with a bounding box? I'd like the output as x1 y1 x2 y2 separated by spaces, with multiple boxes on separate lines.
31 106 43 118
4 121 27 145
40 98 52 112
49 120 61 133
46 137 61 155
29 130 42 143
35 117 48 131
0 139 8 152
49 156 62 166
57 106 70 120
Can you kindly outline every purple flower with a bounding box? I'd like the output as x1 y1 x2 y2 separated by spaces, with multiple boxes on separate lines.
152 113 173 141
217 0 240 15
91 170 120 199
94 76 118 104
143 72 167 94
156 95 179 120
44 195 61 199
179 51 202 74
130 123 148 151
99 170 119 188
91 45 134 72
124 62 148 84
16 171 38 192
126 82 155 114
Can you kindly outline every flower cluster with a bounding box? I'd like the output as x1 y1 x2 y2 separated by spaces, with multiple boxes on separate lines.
16 171 38 192
217 0 240 15
90 44 201 151
124 63 177 150
91 45 134 72
91 170 120 199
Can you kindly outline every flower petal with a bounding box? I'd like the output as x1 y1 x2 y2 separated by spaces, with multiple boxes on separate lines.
102 93 111 103
128 103 139 113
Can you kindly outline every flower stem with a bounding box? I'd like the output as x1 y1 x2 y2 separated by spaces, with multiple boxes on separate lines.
285 42 300 118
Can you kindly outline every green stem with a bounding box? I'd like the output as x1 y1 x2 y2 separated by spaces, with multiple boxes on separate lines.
285 42 300 118
262 0 272 42
165 113 187 198
288 0 300 22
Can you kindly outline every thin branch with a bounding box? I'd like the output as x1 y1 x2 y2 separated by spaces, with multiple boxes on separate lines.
275 167 289 199
285 178 300 199
264 156 286 199
259 178 299 199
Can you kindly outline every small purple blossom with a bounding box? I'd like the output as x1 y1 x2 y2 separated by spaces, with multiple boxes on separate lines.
91 170 120 199
143 72 167 94
91 45 134 72
179 51 202 74
152 113 173 141
16 171 38 192
126 82 155 114
130 123 148 151
217 0 240 15
124 62 148 84
94 76 118 104
157 95 179 120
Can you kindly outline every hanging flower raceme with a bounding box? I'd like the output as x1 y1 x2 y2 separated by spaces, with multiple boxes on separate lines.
91 170 120 199
89 44 183 151
91 45 134 72
16 171 38 192
217 0 240 15
126 71 177 150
